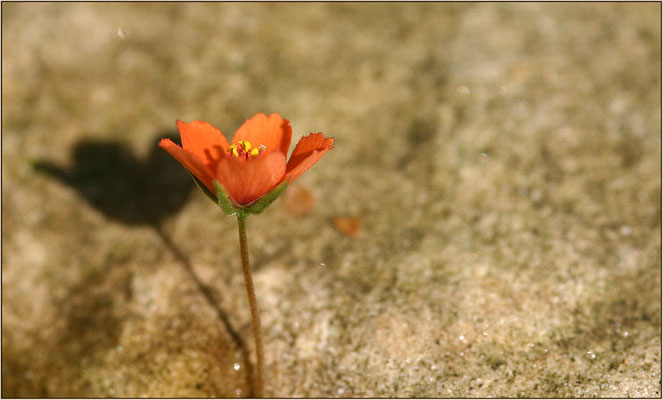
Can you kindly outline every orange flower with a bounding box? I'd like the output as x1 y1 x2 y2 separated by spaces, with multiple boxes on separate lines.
159 113 334 207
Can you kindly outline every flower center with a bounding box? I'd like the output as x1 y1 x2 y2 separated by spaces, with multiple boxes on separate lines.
227 140 266 159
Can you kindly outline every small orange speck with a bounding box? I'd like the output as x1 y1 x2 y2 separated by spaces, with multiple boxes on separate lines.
333 217 362 238
282 184 315 216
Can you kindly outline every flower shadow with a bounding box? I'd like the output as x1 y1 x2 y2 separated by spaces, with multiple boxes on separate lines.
33 133 194 227
33 133 255 396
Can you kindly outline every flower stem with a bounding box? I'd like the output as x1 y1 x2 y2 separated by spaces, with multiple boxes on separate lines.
236 213 264 397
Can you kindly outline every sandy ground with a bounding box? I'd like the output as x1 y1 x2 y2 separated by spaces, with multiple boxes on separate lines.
2 3 661 397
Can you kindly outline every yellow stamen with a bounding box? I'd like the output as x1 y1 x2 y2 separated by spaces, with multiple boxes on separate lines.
227 141 264 159
239 140 252 153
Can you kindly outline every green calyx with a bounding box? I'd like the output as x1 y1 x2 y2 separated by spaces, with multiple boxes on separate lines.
213 180 239 215
245 181 289 214
187 173 287 217
213 180 289 217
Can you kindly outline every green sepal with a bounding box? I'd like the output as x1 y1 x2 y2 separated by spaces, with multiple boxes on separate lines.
213 180 240 216
246 181 289 214
188 172 217 203
211 179 288 217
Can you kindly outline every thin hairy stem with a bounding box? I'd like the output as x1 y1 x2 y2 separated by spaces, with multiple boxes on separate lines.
237 214 264 397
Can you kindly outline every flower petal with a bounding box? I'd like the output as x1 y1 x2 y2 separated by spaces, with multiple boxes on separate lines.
215 151 287 206
177 120 229 168
284 133 334 182
232 113 291 156
159 138 215 193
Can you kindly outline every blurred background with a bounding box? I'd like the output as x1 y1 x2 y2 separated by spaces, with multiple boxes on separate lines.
2 3 660 397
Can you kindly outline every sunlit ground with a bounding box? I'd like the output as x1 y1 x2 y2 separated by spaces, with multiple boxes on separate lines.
2 3 660 397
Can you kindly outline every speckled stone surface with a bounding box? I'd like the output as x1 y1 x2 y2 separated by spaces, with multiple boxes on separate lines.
2 3 660 397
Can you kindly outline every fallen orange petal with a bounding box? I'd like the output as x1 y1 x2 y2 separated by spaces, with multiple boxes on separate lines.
333 216 362 238
282 184 315 216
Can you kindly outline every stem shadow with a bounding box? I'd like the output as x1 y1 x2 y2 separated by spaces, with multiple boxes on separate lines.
154 225 256 397
32 132 256 396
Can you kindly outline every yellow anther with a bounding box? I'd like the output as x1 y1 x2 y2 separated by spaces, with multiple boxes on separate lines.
227 144 239 158
239 140 252 153
227 141 264 159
